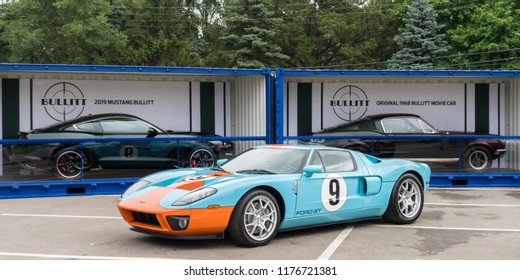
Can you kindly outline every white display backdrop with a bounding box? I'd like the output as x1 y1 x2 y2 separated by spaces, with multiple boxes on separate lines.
18 79 223 133
286 82 505 135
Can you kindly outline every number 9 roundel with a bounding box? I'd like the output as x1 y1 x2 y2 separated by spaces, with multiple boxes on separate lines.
321 174 347 212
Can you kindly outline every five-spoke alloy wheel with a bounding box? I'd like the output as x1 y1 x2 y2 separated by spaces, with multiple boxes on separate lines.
53 149 91 179
189 149 215 167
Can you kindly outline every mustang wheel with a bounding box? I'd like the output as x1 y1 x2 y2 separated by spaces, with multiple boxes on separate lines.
189 149 215 167
228 190 281 247
53 149 92 179
463 147 491 171
383 173 424 224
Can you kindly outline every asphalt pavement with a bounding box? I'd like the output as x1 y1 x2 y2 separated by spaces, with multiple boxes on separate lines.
0 188 519 260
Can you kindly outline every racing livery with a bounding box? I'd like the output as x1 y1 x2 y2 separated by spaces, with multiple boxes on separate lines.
117 145 431 247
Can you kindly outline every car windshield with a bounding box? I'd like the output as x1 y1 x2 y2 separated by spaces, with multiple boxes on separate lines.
220 147 310 174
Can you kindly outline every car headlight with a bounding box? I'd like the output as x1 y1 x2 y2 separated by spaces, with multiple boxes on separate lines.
122 180 151 197
172 188 217 206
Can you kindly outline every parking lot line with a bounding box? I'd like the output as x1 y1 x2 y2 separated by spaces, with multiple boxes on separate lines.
429 187 520 191
0 252 172 260
317 225 354 260
373 224 520 232
426 202 520 207
1 213 120 219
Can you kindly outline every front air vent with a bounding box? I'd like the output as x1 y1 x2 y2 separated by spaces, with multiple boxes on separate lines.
131 211 160 226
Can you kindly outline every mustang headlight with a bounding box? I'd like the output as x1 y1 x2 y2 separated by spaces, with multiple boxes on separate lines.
172 188 217 206
122 180 151 197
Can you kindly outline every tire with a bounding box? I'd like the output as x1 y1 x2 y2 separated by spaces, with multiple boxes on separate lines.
462 147 492 171
169 148 215 168
344 144 370 154
189 148 215 167
169 149 187 168
228 190 281 247
52 149 93 179
383 173 424 224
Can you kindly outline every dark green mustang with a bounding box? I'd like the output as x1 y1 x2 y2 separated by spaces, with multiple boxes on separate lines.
7 113 223 179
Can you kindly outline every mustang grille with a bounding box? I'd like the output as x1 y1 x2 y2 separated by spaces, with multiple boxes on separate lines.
131 211 160 226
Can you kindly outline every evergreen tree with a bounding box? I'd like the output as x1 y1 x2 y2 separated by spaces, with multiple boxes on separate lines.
120 0 198 66
186 0 226 67
388 0 450 69
220 0 288 68
272 0 403 69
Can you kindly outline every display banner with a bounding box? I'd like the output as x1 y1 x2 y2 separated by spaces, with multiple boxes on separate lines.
285 82 505 136
29 79 191 131
16 79 230 135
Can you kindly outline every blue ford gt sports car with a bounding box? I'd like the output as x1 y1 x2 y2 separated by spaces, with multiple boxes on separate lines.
117 144 431 247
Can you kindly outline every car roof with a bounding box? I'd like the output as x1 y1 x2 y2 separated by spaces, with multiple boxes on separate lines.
319 113 421 131
257 144 344 151
356 113 420 121
31 113 146 132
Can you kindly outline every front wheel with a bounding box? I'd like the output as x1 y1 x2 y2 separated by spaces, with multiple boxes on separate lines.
228 190 281 247
383 173 424 224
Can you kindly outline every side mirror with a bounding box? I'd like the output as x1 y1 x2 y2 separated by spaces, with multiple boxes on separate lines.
216 159 228 166
147 127 158 138
303 165 323 177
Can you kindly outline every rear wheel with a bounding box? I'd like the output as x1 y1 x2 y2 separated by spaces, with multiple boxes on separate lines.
52 149 93 179
169 148 215 168
348 145 370 154
189 149 214 167
462 147 492 171
383 173 424 224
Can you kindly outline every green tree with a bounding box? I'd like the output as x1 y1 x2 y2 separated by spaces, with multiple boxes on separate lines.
220 0 289 68
269 0 315 67
185 0 226 67
119 0 196 66
434 0 520 69
388 0 450 69
0 0 128 64
272 0 403 69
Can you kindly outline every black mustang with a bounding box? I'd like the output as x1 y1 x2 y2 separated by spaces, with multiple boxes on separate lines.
306 113 507 171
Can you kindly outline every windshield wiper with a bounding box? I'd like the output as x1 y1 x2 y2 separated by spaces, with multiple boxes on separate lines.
236 169 275 174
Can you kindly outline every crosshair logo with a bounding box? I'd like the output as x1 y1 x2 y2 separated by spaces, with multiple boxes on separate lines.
41 82 87 121
330 85 370 121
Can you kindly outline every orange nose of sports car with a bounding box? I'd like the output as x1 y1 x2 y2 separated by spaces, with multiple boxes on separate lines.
117 177 235 238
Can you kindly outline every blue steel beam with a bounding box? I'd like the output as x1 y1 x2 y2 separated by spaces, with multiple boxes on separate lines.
280 69 520 77
0 63 268 76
